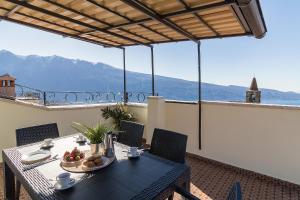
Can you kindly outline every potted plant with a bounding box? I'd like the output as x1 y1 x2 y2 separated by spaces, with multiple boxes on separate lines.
72 122 111 155
101 103 136 130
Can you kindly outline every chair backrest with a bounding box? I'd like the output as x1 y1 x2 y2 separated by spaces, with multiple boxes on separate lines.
227 182 242 200
149 128 187 163
119 120 144 147
16 123 59 146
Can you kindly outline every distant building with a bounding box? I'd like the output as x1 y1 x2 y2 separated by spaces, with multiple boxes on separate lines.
0 74 16 97
246 77 261 103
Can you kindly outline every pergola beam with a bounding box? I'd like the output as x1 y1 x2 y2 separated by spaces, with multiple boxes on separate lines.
77 28 154 43
0 6 121 47
0 16 120 48
41 0 153 44
139 25 172 41
85 0 171 41
177 0 220 36
106 1 234 31
41 0 110 27
120 0 198 43
117 32 252 47
120 28 154 43
4 5 21 17
6 0 151 47
164 0 235 18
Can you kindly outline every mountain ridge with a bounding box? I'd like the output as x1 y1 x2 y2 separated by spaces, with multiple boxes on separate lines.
1 50 300 104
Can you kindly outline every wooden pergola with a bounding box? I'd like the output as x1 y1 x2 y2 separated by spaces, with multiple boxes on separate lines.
0 0 266 47
0 0 267 148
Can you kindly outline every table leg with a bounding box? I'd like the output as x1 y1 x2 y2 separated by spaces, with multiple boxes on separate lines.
183 172 191 200
3 161 15 200
168 194 174 200
185 176 191 193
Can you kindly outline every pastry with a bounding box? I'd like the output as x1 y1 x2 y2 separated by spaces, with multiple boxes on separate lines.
86 154 101 161
87 161 96 168
94 158 103 165
83 156 103 168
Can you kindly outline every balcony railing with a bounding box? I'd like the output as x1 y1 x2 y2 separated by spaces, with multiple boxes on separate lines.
14 84 153 105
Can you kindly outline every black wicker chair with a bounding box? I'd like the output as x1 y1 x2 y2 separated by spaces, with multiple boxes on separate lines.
15 123 59 199
149 128 187 164
16 123 59 146
118 120 144 147
149 128 196 200
227 182 242 200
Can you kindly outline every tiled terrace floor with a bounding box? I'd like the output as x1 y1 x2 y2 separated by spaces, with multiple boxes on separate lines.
1 155 300 200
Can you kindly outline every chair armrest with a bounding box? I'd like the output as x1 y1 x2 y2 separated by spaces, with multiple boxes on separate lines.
111 131 126 135
112 131 126 141
173 185 200 200
141 148 150 152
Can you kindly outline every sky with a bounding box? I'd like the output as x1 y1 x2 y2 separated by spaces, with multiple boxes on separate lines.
0 1 300 92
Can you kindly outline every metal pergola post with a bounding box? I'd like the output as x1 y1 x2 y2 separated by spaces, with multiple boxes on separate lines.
123 48 128 103
197 41 202 149
150 46 155 96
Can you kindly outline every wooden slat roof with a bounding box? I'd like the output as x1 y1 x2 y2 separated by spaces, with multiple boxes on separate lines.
0 0 267 48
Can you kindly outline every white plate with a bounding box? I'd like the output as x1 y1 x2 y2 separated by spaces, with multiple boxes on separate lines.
21 150 51 164
61 153 115 173
127 152 140 158
40 142 54 149
54 178 76 191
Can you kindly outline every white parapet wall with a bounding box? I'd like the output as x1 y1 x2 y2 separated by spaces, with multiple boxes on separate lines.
2 96 300 185
147 97 300 185
0 99 147 161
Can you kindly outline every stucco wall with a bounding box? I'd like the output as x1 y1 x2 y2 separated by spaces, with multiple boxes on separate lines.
2 96 300 185
0 99 147 160
163 100 300 185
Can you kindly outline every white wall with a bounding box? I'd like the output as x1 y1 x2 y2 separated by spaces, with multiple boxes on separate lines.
3 96 300 185
162 100 300 185
0 99 147 160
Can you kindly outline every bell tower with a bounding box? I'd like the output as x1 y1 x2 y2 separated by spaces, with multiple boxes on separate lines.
0 74 16 97
246 77 261 103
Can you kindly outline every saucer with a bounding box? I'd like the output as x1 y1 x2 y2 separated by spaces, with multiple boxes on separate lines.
54 178 76 191
40 142 54 149
76 138 87 144
127 152 140 158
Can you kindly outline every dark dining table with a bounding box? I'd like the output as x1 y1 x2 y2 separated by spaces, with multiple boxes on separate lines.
2 134 190 200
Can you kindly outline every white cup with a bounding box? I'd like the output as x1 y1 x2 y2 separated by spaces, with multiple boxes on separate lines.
78 135 85 141
129 147 138 155
43 138 52 146
56 172 71 187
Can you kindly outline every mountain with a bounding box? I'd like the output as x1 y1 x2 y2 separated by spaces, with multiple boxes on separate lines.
1 49 300 104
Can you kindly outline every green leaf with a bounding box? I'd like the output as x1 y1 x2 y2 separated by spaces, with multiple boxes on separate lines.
101 103 136 130
71 122 111 144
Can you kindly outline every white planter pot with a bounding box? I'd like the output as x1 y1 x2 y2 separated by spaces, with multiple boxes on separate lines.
90 143 104 155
